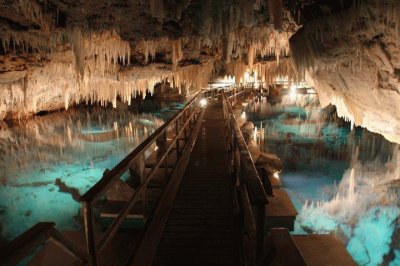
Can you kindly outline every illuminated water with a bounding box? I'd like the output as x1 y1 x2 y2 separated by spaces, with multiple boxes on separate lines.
0 100 185 243
246 93 400 266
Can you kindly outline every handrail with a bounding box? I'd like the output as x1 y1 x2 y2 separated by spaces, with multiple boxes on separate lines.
0 222 88 266
96 108 199 253
221 90 268 265
80 90 203 203
1 87 263 266
80 90 208 265
223 92 268 205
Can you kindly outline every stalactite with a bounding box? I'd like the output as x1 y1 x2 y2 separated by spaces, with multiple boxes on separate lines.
223 25 293 68
226 58 295 86
172 39 183 67
17 0 54 31
0 27 64 53
69 28 131 78
136 37 170 64
248 45 255 68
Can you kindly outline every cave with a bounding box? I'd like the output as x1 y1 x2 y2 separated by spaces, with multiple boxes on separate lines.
0 1 399 265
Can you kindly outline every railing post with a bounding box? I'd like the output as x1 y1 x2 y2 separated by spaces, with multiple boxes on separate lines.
175 119 180 157
156 131 167 152
82 201 98 266
256 203 266 261
184 109 188 141
140 153 148 216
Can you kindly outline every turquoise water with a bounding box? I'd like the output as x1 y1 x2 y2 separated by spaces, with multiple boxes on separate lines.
0 101 185 242
246 94 399 266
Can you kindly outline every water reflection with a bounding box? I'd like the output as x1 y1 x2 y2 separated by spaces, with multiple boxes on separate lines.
0 101 184 241
247 93 399 266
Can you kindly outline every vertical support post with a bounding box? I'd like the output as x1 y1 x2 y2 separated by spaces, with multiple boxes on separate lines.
256 203 266 261
156 130 167 153
139 153 148 216
175 119 180 157
83 202 98 266
165 152 169 178
188 107 193 130
184 109 188 141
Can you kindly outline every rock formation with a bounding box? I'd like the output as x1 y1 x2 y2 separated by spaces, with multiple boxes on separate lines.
0 0 399 143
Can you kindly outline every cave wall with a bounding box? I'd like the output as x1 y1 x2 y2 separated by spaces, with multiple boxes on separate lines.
0 0 295 119
1 0 399 143
290 0 400 144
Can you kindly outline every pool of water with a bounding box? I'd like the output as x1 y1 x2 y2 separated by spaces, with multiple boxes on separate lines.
246 93 400 266
0 100 185 242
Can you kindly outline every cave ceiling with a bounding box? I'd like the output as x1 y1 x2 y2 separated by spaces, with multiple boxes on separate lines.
0 0 399 143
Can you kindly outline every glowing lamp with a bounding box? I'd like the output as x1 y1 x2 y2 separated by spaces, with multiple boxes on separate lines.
200 98 208 107
273 172 280 180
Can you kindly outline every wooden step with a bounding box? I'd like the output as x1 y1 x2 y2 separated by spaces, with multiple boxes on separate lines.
29 230 142 266
145 167 172 188
100 201 146 220
264 231 357 266
292 234 356 266
145 149 178 168
265 189 298 231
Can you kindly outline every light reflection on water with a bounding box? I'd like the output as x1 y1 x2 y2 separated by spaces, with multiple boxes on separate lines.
0 101 185 241
247 93 399 266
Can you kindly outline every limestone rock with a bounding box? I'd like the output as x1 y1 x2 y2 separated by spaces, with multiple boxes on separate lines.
255 152 283 174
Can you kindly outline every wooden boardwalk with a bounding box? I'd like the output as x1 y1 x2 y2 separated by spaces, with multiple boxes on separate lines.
148 100 241 266
1 89 356 266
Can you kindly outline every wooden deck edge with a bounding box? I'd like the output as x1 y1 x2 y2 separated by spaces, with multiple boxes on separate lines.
128 108 206 266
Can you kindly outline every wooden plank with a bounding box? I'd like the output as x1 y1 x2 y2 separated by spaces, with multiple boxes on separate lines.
100 201 145 219
265 189 298 231
0 222 54 266
266 189 298 217
151 101 242 266
293 235 356 266
29 230 142 266
270 228 308 266
129 109 206 266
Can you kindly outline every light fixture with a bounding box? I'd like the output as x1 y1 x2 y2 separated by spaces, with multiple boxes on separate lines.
200 98 207 107
273 172 280 180
289 84 297 100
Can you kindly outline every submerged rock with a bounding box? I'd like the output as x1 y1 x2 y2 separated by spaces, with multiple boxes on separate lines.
240 121 255 143
255 152 283 174
55 178 81 202
106 179 135 202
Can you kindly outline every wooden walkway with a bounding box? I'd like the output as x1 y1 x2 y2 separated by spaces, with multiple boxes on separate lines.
152 100 241 266
131 99 242 266
1 89 356 266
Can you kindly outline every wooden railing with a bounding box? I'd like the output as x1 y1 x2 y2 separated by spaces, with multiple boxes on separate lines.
79 90 206 265
221 91 268 265
0 222 88 266
265 228 308 266
1 86 267 266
